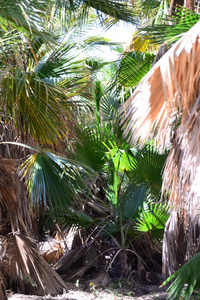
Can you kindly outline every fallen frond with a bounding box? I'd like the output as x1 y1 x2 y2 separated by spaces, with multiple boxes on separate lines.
2 232 66 296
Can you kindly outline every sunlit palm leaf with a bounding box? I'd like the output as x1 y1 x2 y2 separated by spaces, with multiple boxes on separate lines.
84 0 137 23
0 31 27 69
100 82 125 122
0 0 50 40
0 68 75 144
57 0 138 27
37 43 90 90
163 252 200 300
2 232 66 296
136 203 170 241
117 51 155 88
105 139 137 173
138 7 200 45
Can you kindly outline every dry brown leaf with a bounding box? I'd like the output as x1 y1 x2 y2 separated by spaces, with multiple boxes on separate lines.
2 232 66 296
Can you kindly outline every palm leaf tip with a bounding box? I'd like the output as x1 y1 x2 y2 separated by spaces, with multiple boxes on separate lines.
163 252 200 300
120 20 200 148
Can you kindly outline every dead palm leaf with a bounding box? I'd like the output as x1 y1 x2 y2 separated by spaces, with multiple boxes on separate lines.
2 232 66 296
120 19 200 148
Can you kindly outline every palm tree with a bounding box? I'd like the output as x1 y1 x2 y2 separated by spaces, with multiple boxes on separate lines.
0 0 138 297
120 14 200 281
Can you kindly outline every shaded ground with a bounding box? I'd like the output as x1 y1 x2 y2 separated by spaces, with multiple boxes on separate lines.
8 281 168 300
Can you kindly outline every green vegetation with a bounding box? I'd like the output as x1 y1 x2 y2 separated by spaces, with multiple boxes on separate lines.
0 1 199 299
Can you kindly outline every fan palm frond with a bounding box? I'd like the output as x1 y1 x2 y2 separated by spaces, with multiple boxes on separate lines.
105 139 137 173
136 203 170 241
163 252 200 300
121 185 147 220
2 232 66 296
0 68 76 144
59 209 95 230
37 43 90 93
100 90 120 122
60 0 138 27
0 30 27 69
20 150 86 212
75 126 107 172
102 221 120 238
127 144 168 196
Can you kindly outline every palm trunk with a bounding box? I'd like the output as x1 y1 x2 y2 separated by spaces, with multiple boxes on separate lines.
0 158 32 235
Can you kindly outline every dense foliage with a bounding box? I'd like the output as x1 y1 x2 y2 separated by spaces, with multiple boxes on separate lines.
0 0 199 299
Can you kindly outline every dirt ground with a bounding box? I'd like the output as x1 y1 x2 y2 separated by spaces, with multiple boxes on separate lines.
7 282 168 300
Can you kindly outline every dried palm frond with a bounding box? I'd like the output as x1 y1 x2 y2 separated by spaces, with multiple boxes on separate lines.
54 247 87 275
2 232 66 296
120 19 200 148
39 236 64 264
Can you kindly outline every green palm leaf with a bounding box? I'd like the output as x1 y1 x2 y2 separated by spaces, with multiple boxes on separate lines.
37 43 89 85
0 0 50 40
139 7 200 45
59 209 94 230
102 222 120 238
136 203 170 241
0 68 75 144
20 150 86 211
163 252 200 300
100 88 122 122
127 144 168 196
60 0 138 26
121 185 147 220
75 126 107 172
0 31 26 69
105 140 137 173
117 51 155 88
